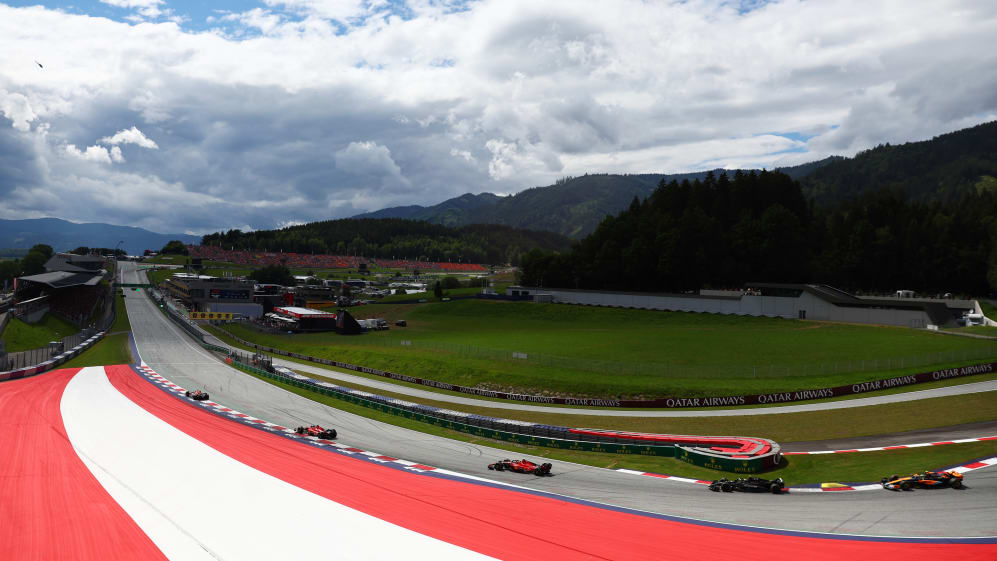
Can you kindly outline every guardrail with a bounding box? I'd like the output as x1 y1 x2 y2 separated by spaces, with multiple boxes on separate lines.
0 331 106 382
218 353 780 473
0 287 115 379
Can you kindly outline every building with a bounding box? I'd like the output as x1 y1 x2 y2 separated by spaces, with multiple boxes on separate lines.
44 253 106 273
161 273 261 317
506 283 979 328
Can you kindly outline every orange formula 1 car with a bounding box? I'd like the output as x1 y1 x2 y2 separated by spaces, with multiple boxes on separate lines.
881 470 964 491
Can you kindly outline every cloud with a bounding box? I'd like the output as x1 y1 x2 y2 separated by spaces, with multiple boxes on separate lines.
101 126 159 149
0 90 37 132
0 0 996 237
334 140 411 192
100 0 165 19
66 144 114 164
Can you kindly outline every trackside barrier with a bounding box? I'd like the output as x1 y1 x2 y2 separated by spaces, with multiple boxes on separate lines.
0 331 106 382
215 328 997 409
0 292 115 382
215 355 778 472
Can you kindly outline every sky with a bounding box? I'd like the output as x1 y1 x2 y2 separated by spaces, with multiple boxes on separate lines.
1 1 996 238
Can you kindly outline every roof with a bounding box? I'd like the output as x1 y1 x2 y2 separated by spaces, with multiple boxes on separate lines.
18 271 103 288
274 306 336 319
43 255 91 273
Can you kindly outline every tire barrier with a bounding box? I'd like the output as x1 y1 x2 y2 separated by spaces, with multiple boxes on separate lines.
215 330 997 409
217 354 781 473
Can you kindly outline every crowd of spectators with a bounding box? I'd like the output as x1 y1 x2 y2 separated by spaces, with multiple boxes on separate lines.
188 246 488 272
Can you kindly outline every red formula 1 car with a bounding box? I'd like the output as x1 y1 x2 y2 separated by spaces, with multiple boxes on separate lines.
185 389 210 401
487 458 553 476
295 425 338 440
881 470 965 491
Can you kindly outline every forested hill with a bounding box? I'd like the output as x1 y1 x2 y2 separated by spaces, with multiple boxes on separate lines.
200 218 571 265
520 170 997 295
352 162 839 239
800 120 997 205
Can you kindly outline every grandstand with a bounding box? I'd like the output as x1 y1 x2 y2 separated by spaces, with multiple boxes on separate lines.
13 271 107 327
188 246 488 272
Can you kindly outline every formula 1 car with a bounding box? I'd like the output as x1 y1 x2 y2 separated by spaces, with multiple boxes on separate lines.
881 470 964 491
709 477 786 494
295 425 338 440
185 389 210 401
487 458 553 476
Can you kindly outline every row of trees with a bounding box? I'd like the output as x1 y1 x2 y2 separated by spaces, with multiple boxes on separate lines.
201 219 571 265
520 170 997 295
0 244 55 289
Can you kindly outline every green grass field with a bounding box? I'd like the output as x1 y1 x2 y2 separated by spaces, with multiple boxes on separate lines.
61 333 133 368
242 368 997 483
265 359 997 441
217 299 997 398
1 314 79 352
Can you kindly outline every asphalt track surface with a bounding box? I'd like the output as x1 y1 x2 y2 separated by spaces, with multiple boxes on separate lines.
118 264 997 541
8 366 996 559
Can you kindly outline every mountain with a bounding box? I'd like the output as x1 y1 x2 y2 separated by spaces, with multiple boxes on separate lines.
799 120 997 205
0 217 200 256
201 218 572 265
353 163 832 239
353 193 503 226
351 120 997 239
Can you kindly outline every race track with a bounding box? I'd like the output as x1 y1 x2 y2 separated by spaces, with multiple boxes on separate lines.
118 263 997 540
6 364 995 559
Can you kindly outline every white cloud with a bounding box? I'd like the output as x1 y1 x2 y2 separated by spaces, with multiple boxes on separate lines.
334 140 411 192
0 0 996 235
262 0 370 22
65 144 113 164
100 0 165 19
449 148 473 162
0 90 37 132
101 126 159 149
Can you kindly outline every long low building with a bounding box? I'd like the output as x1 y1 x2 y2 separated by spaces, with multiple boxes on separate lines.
506 283 980 328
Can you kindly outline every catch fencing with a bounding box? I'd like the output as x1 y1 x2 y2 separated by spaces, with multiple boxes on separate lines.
0 285 115 373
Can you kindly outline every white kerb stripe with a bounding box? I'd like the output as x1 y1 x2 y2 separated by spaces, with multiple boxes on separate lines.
61 367 495 561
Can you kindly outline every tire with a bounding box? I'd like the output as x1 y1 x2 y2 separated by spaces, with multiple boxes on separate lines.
495 464 504 471
771 483 782 494
721 482 733 492
900 481 912 491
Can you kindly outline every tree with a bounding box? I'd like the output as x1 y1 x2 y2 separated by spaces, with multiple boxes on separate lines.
161 240 188 255
433 281 443 298
248 265 295 286
21 244 53 276
441 276 461 289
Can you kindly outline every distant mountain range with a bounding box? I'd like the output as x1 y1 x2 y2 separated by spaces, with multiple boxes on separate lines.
353 120 997 238
0 217 200 256
353 160 841 238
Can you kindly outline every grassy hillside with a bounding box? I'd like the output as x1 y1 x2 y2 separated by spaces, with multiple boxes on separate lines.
1 314 79 352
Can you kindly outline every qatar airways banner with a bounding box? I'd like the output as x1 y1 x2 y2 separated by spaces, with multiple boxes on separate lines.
224 331 995 408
